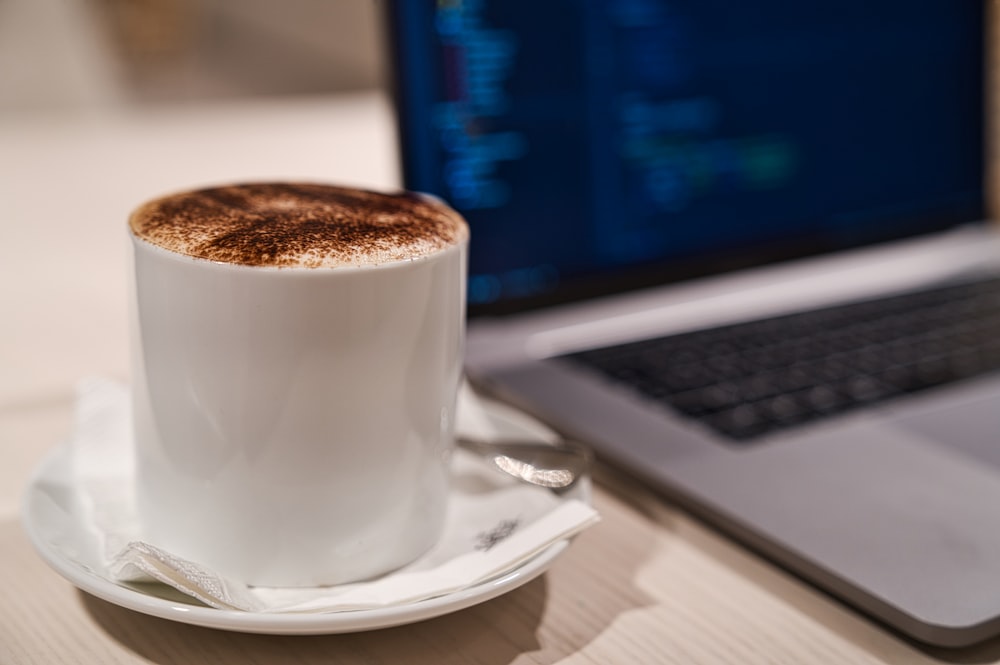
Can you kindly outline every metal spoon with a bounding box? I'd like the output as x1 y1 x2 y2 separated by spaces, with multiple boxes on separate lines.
457 437 593 492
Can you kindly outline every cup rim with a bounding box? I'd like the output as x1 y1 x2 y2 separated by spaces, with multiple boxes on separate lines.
129 231 468 274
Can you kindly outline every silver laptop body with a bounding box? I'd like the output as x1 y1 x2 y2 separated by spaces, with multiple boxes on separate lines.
466 225 1000 647
386 0 998 646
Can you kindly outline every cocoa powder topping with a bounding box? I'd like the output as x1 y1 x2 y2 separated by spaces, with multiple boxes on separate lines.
128 183 468 268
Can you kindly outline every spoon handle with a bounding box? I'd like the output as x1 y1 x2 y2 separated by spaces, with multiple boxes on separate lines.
455 436 593 492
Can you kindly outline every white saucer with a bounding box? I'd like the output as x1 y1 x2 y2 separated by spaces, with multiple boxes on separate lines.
21 394 591 634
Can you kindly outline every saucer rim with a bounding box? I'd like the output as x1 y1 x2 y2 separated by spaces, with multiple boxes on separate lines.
20 402 591 634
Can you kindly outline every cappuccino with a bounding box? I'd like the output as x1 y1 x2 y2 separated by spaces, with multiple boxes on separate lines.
129 183 469 587
129 182 468 267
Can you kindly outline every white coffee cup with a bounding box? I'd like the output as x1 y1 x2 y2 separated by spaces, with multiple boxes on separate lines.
128 183 468 587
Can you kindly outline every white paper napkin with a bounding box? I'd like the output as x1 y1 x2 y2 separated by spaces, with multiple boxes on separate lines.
60 378 599 613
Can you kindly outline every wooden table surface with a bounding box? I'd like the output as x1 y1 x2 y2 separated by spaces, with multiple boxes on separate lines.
3 91 1000 665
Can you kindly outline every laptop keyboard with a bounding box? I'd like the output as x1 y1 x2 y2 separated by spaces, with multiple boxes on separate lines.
567 276 1000 441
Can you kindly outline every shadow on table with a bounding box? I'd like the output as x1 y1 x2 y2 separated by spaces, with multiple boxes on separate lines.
81 489 659 664
82 578 550 665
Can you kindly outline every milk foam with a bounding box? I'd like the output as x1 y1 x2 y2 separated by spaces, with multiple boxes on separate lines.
129 183 469 268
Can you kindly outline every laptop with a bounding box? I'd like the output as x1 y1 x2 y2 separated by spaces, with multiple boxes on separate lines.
386 0 1000 647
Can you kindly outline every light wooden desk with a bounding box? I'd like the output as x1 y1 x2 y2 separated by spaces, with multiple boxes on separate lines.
2 91 998 664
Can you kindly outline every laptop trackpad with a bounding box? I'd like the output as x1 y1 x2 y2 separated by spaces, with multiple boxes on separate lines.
888 378 1000 470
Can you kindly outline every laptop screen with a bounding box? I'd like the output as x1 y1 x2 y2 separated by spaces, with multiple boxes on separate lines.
388 1 985 316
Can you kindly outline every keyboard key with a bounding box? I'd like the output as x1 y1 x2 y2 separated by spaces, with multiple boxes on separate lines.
801 385 848 413
837 375 894 403
759 394 807 423
668 382 742 415
705 404 771 440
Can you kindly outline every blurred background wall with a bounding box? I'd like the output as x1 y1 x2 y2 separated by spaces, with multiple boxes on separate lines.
0 0 386 114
